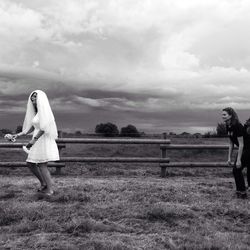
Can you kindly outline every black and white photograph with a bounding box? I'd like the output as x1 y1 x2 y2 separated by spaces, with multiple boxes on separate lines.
0 0 250 249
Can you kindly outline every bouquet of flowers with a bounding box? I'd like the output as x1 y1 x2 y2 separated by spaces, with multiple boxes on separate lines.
22 146 30 154
4 134 16 142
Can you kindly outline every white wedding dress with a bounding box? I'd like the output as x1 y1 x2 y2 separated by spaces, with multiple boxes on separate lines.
26 114 60 163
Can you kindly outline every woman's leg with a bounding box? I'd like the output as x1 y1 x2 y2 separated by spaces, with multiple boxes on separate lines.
240 151 249 190
27 162 46 187
38 162 53 193
243 150 250 188
247 165 250 188
232 162 247 198
232 166 246 192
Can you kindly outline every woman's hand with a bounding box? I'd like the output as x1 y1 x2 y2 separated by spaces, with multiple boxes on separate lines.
12 134 17 140
227 159 233 166
12 132 24 140
26 138 36 149
12 134 19 140
236 161 241 168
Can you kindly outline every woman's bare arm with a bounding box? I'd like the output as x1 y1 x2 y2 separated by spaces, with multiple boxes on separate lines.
34 130 45 140
228 139 234 165
14 127 34 138
236 136 243 168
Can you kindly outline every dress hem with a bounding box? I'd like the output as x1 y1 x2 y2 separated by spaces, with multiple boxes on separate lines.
26 158 60 164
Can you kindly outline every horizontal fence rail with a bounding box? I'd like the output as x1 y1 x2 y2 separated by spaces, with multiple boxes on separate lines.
56 138 171 144
160 144 230 150
0 162 65 168
1 142 231 149
59 157 170 163
0 143 66 149
162 162 230 168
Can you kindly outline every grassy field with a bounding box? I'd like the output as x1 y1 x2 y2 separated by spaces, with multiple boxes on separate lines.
0 137 250 249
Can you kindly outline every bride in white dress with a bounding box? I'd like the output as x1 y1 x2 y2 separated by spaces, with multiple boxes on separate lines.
14 90 59 195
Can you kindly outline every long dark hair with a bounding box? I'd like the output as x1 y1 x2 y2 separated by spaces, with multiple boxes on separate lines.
245 117 250 126
222 107 240 126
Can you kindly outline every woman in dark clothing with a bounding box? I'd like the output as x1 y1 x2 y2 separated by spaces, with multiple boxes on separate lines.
222 107 247 199
241 118 250 190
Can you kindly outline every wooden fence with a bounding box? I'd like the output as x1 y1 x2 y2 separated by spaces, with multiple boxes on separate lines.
0 136 231 177
159 144 230 177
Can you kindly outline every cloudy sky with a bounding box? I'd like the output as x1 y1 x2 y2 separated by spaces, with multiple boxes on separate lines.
1 0 250 133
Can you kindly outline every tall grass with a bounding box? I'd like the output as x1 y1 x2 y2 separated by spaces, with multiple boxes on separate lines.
1 174 249 249
1 137 249 249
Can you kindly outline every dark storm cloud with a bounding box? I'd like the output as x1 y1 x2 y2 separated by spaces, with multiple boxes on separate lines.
0 66 183 115
2 0 250 133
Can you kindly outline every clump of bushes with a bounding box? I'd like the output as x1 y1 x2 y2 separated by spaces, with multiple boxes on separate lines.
95 123 119 137
95 122 141 137
120 124 141 137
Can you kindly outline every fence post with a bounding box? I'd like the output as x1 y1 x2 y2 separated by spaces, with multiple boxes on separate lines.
54 131 64 175
160 132 167 177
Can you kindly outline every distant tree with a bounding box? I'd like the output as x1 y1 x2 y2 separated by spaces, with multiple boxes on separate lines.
95 122 119 137
193 133 202 138
120 124 141 137
58 130 63 138
140 131 146 137
180 132 191 138
169 132 176 136
203 131 217 138
216 123 227 137
15 125 22 134
75 130 82 136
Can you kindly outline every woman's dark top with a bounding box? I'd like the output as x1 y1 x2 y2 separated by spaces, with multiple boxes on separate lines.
243 124 250 150
226 122 250 167
226 122 244 147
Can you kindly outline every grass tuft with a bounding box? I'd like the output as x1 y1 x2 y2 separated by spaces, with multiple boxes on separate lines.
143 202 195 225
65 218 131 235
0 205 23 226
79 239 131 250
50 191 91 203
0 190 16 200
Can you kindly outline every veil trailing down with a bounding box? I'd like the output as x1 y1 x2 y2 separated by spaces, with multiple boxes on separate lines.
22 90 58 139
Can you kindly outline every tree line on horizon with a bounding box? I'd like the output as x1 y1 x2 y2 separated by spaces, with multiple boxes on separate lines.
0 122 228 138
